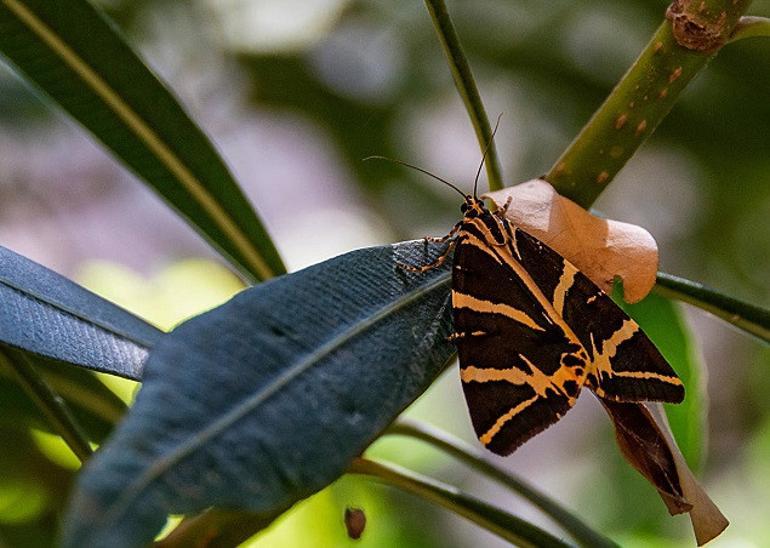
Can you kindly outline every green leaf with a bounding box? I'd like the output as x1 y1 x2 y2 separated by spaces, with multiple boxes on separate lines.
63 240 455 548
0 0 285 282
619 292 705 471
0 245 161 380
0 350 126 443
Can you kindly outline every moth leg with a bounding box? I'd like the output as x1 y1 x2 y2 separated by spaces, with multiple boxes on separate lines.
494 196 513 217
397 240 456 273
425 221 462 243
447 330 491 342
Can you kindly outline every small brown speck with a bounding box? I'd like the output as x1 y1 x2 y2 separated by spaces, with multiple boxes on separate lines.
653 41 664 53
596 171 609 184
629 101 635 108
609 145 624 158
698 1 706 12
345 508 366 540
669 66 683 83
615 113 628 130
554 162 566 175
635 119 648 136
643 95 649 101
659 87 669 99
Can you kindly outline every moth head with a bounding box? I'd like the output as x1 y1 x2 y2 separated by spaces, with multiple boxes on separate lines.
461 196 487 218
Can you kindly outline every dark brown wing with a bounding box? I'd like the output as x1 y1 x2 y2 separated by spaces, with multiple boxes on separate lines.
452 213 589 455
511 226 684 404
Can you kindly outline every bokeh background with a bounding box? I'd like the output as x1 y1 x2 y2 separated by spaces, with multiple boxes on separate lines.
1 0 770 546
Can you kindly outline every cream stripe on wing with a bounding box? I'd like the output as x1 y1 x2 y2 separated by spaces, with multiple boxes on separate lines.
484 232 586 350
588 319 683 385
611 370 683 384
552 261 577 316
479 396 539 446
452 293 545 332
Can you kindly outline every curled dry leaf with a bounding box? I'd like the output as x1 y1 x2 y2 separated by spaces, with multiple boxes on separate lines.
648 403 729 546
484 180 658 303
601 400 728 546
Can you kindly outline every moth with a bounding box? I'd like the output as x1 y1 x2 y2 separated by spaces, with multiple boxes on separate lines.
371 136 684 456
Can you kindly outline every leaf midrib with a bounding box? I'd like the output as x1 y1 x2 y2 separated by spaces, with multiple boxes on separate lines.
0 278 159 352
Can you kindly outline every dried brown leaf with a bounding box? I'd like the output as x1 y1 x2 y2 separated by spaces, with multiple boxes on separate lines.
601 400 728 546
484 180 658 303
648 404 729 546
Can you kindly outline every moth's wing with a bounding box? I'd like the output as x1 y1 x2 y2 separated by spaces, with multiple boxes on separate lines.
511 226 684 404
452 216 589 456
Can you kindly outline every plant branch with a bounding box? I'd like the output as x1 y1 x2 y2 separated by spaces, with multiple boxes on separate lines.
349 457 571 548
423 0 504 191
387 419 617 547
155 507 287 548
545 0 753 208
729 16 770 42
0 347 93 462
654 272 770 343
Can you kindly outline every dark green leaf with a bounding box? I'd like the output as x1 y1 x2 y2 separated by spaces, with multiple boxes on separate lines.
619 292 705 471
0 0 285 281
63 241 454 548
0 245 161 380
0 350 127 443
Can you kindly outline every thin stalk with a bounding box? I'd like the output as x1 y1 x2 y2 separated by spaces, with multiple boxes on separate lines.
423 0 504 191
0 347 93 462
545 0 753 208
730 16 770 42
655 272 770 343
388 419 617 547
349 457 571 548
155 507 287 548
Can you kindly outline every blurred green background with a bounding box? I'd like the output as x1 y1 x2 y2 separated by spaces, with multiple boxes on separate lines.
1 0 769 546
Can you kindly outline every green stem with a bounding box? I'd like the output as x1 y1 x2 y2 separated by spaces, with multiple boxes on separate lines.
423 0 504 191
0 348 93 462
155 507 286 548
730 16 770 42
349 457 571 548
545 0 753 208
387 419 617 547
654 272 770 343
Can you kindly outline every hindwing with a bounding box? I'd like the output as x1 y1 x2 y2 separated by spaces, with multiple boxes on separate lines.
508 226 684 404
452 212 590 455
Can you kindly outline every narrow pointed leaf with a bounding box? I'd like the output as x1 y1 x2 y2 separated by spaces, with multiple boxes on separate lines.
63 241 454 548
0 0 285 281
0 245 162 380
0 351 127 442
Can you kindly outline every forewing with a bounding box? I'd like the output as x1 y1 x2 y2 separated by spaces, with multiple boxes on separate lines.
511 226 684 404
452 215 588 456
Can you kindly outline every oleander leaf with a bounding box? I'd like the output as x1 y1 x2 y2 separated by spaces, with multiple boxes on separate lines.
0 245 161 380
0 0 285 281
63 240 454 548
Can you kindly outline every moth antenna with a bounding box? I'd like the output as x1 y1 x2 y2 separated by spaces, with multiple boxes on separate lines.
473 113 503 199
363 155 467 199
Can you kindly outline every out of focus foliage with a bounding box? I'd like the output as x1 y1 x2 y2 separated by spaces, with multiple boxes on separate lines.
1 0 769 546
